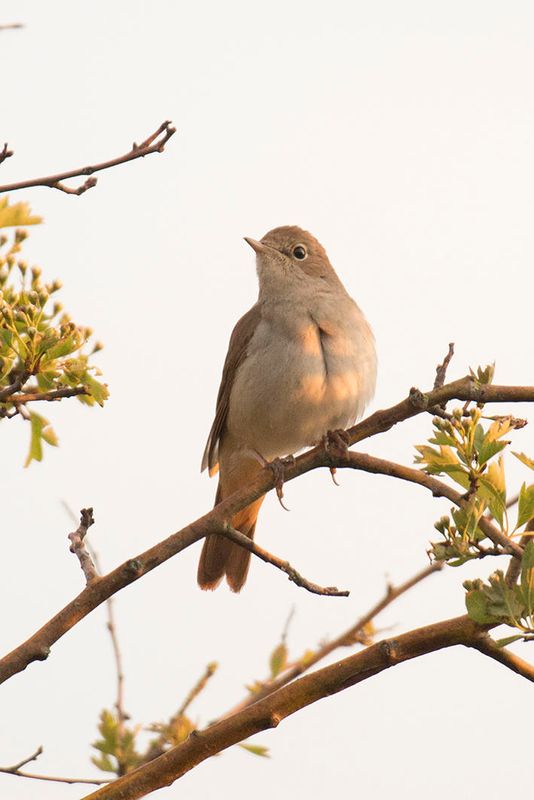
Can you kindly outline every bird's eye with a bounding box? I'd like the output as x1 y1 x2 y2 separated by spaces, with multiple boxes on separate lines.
292 245 307 260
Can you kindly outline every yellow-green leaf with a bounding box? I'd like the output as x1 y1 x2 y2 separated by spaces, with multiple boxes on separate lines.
238 743 270 758
0 197 42 228
269 642 288 678
513 452 534 472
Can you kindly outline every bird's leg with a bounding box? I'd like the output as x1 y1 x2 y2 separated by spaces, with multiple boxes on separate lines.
267 455 295 511
323 429 351 485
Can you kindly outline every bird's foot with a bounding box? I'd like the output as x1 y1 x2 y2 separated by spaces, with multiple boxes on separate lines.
268 455 295 511
323 429 351 486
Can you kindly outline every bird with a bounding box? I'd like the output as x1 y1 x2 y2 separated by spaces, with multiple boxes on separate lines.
197 225 376 592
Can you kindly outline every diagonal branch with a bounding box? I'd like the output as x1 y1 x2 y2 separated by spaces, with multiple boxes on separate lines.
0 121 176 196
1 375 533 686
219 523 349 596
81 614 533 800
220 560 443 719
337 451 522 558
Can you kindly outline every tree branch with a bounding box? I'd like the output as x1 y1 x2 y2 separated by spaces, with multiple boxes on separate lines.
68 508 98 583
219 523 349 596
337 451 522 558
0 121 176 196
82 614 532 800
0 745 108 786
1 374 533 686
5 386 90 404
471 636 534 681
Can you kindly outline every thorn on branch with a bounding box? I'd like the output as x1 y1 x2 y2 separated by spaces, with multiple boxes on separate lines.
68 508 98 584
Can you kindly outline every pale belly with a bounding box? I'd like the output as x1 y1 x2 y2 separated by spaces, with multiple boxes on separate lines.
227 314 376 460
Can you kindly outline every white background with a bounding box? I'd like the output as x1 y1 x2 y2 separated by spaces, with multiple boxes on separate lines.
1 2 533 798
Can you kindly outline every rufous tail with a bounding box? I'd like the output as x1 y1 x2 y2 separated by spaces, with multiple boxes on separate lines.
197 483 265 592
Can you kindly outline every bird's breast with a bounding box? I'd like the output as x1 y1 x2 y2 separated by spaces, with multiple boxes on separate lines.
227 298 376 460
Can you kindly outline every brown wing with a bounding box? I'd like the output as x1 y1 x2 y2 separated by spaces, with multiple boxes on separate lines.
201 304 261 475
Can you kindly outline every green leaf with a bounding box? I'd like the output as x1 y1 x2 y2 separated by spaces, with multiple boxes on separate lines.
91 754 115 774
269 642 288 678
493 635 524 648
44 334 80 361
465 589 493 624
517 483 534 529
24 411 45 467
513 451 534 472
83 373 109 406
479 476 506 529
478 439 508 468
238 743 270 758
520 540 534 617
0 197 42 228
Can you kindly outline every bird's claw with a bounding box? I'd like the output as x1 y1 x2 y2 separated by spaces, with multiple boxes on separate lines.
268 456 295 511
324 429 351 485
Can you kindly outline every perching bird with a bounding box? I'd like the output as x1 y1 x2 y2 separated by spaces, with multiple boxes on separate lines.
198 226 376 591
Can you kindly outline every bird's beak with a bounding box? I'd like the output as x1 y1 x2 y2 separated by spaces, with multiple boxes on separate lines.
244 237 269 254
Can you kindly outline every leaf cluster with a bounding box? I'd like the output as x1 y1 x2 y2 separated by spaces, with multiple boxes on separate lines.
0 202 108 465
464 541 534 639
416 379 532 566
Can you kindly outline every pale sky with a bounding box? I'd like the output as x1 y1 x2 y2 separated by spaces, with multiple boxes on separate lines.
1 2 534 798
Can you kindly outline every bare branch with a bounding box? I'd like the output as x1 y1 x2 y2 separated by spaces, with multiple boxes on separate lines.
0 745 108 786
0 121 176 196
0 23 24 31
471 635 534 682
82 614 527 800
68 508 98 583
220 523 349 597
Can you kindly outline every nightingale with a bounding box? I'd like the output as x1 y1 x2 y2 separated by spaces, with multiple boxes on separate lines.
197 225 376 592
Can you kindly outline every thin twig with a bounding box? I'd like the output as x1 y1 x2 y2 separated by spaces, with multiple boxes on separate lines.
62 502 128 737
68 508 98 583
142 663 218 763
433 343 455 390
0 121 176 196
4 386 89 404
0 23 24 31
0 745 108 786
0 142 13 165
177 663 218 718
220 523 349 597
